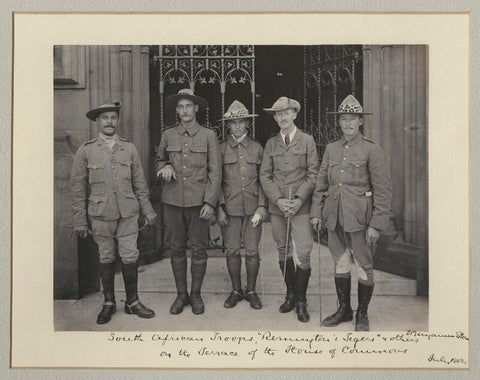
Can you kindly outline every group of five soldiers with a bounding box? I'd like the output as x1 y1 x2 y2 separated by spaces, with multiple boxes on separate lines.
71 88 392 332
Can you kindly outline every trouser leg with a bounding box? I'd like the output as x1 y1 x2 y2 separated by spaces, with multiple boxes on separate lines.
187 206 209 314
164 204 189 314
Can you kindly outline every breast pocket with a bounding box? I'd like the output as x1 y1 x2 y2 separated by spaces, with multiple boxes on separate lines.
348 159 369 184
117 158 132 180
272 150 284 171
87 163 105 184
246 153 261 177
190 144 208 168
292 146 307 168
166 145 181 168
327 162 339 183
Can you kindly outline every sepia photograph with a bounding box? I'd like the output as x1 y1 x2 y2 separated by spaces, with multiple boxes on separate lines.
10 12 469 370
54 44 429 333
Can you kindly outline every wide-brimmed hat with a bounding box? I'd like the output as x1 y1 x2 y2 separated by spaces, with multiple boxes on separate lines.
327 95 372 115
263 97 301 115
86 99 122 121
165 88 208 110
218 100 258 121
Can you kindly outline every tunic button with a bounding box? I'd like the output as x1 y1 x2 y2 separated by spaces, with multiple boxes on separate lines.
183 166 186 169
184 143 188 146
241 177 245 180
241 167 245 170
113 178 116 181
340 169 344 173
184 154 187 157
112 166 115 169
339 183 342 186
183 177 186 180
240 155 243 159
343 157 347 160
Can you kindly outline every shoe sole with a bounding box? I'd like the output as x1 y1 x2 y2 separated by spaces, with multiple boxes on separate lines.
322 314 353 327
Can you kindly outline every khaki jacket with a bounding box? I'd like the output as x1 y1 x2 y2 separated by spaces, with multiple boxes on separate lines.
219 135 266 216
310 133 392 232
154 122 221 208
260 128 319 216
70 136 155 227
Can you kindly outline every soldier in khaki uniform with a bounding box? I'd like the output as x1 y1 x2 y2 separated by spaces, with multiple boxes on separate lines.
216 101 268 310
71 100 157 324
260 97 319 322
311 95 392 331
154 89 221 315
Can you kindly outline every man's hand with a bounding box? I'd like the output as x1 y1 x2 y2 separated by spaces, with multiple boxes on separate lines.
366 226 380 246
145 213 157 226
157 165 176 182
74 226 88 239
287 198 303 217
217 207 229 226
310 217 321 231
276 198 290 215
200 203 215 220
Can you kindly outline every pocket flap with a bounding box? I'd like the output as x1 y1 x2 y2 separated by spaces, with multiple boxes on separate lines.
88 195 107 203
349 160 367 168
245 153 260 164
223 152 237 164
166 145 181 152
87 163 105 170
190 145 208 153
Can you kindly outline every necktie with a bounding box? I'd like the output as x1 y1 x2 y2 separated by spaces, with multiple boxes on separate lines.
285 135 290 146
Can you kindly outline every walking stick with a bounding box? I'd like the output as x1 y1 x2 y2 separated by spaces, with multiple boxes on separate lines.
317 228 323 326
260 222 266 305
282 187 293 282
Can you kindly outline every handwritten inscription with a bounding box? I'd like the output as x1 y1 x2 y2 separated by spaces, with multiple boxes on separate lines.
104 330 468 367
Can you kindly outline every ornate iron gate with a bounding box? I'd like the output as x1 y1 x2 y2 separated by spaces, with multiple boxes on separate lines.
154 45 256 140
303 45 363 159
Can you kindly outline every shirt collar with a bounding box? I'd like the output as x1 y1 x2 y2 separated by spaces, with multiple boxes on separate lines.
228 134 249 148
341 132 363 146
280 126 297 144
177 122 200 136
98 133 119 144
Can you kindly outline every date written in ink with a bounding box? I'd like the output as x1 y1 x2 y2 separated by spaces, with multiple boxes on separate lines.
428 353 467 365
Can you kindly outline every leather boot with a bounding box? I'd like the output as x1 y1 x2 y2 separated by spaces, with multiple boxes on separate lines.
322 276 353 327
97 261 116 324
122 262 155 319
295 267 311 322
355 282 374 331
170 255 189 314
245 255 262 309
279 259 296 313
190 259 207 314
224 255 243 308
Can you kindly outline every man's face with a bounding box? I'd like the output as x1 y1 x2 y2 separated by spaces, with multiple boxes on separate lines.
338 114 363 139
96 111 119 136
273 109 297 131
176 99 198 124
228 118 248 138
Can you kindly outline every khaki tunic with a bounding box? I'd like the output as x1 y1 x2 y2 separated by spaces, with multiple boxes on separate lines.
310 133 392 232
70 137 155 228
219 135 266 216
154 122 221 208
260 128 319 216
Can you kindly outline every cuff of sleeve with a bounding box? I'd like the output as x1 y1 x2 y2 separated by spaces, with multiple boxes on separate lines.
369 215 388 231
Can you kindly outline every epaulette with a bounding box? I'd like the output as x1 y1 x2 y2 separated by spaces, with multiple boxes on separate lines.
269 132 279 139
83 138 97 146
363 136 376 144
164 124 177 131
119 137 130 142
